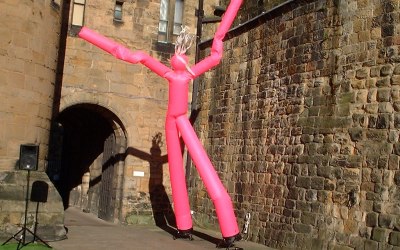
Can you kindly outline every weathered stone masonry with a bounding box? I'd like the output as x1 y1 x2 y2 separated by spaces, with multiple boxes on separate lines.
0 0 66 240
191 0 400 249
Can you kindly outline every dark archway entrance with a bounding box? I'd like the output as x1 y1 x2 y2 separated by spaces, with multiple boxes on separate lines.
47 104 126 222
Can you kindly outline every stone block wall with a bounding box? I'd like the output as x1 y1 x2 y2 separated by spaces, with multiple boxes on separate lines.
0 171 66 240
191 0 400 249
0 0 61 170
0 0 66 241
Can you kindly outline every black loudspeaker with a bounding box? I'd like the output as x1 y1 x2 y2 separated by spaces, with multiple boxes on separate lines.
31 181 49 203
19 144 39 171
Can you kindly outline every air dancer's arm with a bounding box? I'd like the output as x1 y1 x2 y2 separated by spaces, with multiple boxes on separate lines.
190 0 242 78
78 27 172 78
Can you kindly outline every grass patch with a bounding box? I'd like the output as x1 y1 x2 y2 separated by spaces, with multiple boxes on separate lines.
0 243 52 250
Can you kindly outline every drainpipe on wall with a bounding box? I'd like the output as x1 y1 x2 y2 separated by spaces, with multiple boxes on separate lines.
191 0 204 111
52 0 71 121
186 0 224 183
185 0 205 185
47 0 71 180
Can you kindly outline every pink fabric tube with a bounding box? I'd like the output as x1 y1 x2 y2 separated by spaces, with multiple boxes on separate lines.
176 116 240 237
79 27 120 53
165 116 192 230
78 0 243 240
78 27 171 77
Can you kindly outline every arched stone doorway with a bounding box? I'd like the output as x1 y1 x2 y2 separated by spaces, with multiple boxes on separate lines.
47 103 126 222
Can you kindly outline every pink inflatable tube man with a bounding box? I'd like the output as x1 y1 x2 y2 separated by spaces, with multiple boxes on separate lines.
79 0 242 246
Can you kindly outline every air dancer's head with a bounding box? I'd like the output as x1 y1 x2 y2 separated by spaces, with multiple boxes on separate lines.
171 26 195 75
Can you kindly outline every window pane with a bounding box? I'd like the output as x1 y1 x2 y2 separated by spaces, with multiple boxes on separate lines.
75 0 85 4
114 10 122 20
159 20 168 33
173 0 183 35
174 0 183 24
114 4 122 20
173 24 181 35
72 4 84 26
159 0 168 21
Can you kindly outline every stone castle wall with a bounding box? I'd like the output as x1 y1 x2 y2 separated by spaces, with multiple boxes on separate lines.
192 0 400 249
0 0 61 170
0 0 66 240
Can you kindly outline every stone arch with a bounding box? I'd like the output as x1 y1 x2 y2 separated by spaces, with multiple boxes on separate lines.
60 92 130 131
49 93 129 221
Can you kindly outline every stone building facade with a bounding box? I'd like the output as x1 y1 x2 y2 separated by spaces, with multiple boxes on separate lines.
56 0 198 224
191 0 400 249
0 0 66 240
0 0 201 240
3 0 400 249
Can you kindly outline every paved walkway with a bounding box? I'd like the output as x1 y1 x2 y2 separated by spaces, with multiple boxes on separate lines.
48 207 271 250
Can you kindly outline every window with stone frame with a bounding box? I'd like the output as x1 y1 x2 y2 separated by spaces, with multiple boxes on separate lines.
69 0 85 36
114 1 124 23
71 0 85 27
158 0 184 43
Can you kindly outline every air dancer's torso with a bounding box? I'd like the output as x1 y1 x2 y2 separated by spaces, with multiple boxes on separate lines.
165 71 192 118
165 54 193 118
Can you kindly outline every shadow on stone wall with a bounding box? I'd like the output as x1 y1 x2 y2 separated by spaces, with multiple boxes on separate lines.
124 133 221 244
126 134 176 231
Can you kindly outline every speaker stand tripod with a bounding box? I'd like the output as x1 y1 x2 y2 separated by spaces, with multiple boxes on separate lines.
1 170 51 249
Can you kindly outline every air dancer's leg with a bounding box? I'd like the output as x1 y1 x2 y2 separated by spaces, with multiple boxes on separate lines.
175 115 239 238
165 116 192 232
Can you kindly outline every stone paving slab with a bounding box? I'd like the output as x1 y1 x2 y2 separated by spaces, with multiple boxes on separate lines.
46 207 272 250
